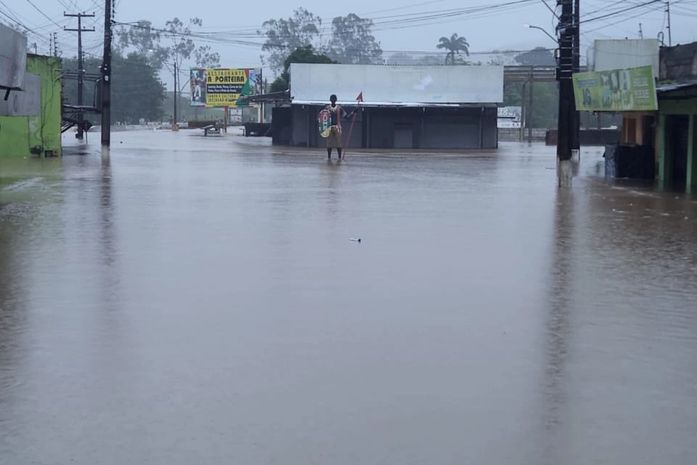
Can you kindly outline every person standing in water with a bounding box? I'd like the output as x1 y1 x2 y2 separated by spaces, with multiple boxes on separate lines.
326 94 354 160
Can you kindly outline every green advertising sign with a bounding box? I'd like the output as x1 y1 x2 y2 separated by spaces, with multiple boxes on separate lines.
573 65 657 112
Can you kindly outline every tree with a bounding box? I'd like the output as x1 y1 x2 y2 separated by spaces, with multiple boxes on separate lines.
116 17 220 70
386 52 416 65
62 54 165 124
193 45 220 68
326 14 382 64
515 47 556 66
436 33 470 65
116 20 168 69
163 17 220 71
503 80 558 129
259 8 322 74
415 55 445 66
112 53 166 123
270 46 335 93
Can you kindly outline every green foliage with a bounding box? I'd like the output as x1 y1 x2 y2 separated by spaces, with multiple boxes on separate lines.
326 14 382 64
62 53 165 124
269 76 288 93
111 53 166 123
504 81 559 128
436 33 470 65
269 45 335 92
258 8 322 74
514 47 556 66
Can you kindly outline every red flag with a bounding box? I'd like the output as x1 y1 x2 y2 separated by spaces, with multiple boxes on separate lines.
356 92 363 103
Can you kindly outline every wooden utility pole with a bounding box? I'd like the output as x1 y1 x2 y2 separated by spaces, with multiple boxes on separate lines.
101 0 113 147
65 12 95 140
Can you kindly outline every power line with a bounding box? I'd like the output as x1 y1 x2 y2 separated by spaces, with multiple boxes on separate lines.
24 0 63 28
580 0 662 24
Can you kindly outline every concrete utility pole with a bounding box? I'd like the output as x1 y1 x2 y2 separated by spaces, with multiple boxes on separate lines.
570 0 580 154
556 0 575 186
101 0 113 148
65 12 95 140
173 61 178 130
665 1 672 46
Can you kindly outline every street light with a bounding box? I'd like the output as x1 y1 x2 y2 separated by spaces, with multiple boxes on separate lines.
524 24 557 43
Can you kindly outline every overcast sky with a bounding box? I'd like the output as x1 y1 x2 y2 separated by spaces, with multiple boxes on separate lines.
5 0 697 84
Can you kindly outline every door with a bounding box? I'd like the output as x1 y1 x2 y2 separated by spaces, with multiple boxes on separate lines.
670 115 689 186
394 124 414 149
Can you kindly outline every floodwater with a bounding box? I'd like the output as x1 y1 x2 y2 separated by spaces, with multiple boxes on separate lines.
1 130 696 465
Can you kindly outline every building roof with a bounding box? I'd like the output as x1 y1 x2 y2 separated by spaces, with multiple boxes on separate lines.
289 63 504 107
237 90 290 105
656 80 697 94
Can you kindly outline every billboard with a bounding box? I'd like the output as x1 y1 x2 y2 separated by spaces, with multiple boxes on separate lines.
290 63 504 105
573 66 657 112
592 39 659 79
190 68 261 107
0 23 27 91
190 68 207 107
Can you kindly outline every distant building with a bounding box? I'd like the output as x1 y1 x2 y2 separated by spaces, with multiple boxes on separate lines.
273 63 503 150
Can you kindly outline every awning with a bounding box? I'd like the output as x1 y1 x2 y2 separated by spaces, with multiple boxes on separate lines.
656 81 697 93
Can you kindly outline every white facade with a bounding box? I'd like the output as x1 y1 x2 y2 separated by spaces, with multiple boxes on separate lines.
290 63 504 106
591 39 660 78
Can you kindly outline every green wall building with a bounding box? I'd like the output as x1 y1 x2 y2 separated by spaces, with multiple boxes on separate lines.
656 86 697 193
0 54 62 158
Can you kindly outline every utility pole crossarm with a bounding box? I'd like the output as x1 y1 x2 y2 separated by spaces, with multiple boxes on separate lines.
64 12 96 140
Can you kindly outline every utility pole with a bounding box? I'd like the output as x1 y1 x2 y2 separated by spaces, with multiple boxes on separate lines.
65 12 95 140
53 32 59 57
556 0 575 186
101 0 113 148
639 23 644 39
173 61 178 130
570 0 580 155
665 1 672 46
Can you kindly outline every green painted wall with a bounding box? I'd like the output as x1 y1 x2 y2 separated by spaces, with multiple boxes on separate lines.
0 55 62 158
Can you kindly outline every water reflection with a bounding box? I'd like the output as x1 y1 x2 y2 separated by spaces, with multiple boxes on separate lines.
541 187 575 465
1 132 696 464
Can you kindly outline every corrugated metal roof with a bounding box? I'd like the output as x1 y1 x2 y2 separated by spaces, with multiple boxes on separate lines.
656 80 697 93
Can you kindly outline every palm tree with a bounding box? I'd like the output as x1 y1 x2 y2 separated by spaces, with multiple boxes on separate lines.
436 33 470 65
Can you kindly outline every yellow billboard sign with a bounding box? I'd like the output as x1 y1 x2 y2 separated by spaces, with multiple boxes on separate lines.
205 68 259 107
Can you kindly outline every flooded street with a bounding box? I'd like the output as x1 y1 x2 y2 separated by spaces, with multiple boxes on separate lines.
1 130 696 464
